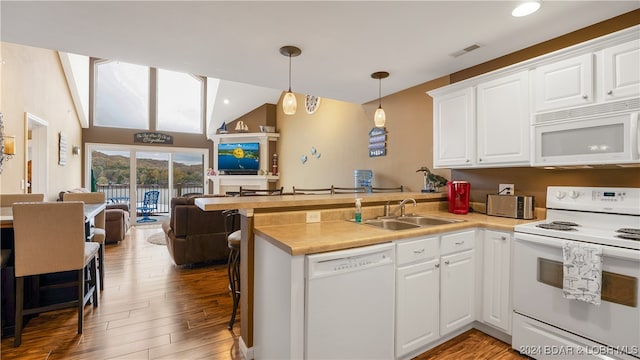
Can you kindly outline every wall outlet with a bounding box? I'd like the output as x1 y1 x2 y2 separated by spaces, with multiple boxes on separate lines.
306 211 321 223
499 184 514 195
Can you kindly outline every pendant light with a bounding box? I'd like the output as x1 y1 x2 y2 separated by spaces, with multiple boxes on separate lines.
371 71 389 128
279 45 302 115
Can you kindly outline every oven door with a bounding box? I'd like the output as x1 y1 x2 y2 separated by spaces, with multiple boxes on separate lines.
513 232 640 351
533 111 639 166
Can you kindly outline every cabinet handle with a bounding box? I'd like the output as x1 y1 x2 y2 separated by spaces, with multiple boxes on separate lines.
455 241 465 245
444 260 450 265
478 158 483 162
607 90 613 95
500 236 506 240
414 249 425 254
435 263 440 268
582 95 588 100
465 159 470 163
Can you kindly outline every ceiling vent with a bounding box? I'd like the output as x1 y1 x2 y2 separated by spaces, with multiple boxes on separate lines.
450 44 481 58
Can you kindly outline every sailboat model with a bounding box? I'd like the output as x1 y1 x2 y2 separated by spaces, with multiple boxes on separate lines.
217 122 228 134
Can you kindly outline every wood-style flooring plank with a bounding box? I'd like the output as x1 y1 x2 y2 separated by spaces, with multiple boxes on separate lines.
2 223 526 360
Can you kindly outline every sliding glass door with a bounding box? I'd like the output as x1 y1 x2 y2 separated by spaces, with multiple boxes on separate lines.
86 144 208 223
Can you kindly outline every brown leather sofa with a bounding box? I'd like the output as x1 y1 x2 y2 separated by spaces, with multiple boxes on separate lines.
162 195 232 266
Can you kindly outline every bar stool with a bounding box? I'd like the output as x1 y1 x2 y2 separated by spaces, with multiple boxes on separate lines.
223 209 241 330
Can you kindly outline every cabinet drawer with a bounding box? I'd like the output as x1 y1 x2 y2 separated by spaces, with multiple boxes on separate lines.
441 230 475 255
396 237 439 266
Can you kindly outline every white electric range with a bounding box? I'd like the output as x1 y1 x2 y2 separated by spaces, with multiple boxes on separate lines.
512 186 640 359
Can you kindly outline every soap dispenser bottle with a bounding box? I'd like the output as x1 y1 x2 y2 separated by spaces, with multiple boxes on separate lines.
355 198 362 223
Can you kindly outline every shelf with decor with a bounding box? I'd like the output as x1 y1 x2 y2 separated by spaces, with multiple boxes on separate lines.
209 132 280 195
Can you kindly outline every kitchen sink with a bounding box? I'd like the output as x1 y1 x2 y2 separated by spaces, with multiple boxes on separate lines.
362 219 422 231
393 215 464 226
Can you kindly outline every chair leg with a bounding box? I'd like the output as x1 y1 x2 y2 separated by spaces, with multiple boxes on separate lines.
91 257 99 307
77 269 84 334
98 243 105 291
227 248 241 330
13 277 24 347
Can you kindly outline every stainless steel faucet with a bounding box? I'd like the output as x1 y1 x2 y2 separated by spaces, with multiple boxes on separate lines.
390 198 416 217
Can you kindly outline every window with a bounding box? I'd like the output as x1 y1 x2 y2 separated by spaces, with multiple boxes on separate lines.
94 60 150 129
156 69 203 133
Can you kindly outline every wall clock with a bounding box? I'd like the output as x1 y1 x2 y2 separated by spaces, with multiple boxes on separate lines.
305 95 321 114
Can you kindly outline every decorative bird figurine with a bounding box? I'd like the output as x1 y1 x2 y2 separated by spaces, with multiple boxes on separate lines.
416 166 448 192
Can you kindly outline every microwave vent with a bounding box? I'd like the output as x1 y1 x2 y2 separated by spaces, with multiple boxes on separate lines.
535 98 639 123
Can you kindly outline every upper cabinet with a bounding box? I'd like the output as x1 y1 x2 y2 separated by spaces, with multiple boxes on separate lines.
533 53 594 112
477 71 530 166
602 40 640 101
429 25 639 169
433 87 475 168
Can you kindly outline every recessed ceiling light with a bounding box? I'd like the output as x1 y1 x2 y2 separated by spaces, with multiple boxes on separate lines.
512 1 541 17
223 99 230 105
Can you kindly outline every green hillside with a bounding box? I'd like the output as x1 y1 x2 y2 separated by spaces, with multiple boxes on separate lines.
92 151 203 185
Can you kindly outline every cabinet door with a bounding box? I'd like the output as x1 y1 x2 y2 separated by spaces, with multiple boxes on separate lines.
433 87 475 168
534 53 594 112
603 40 640 101
477 71 530 165
396 259 440 357
440 249 475 336
482 230 512 334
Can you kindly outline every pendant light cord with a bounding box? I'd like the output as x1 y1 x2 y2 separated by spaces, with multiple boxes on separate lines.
288 54 292 92
378 78 382 108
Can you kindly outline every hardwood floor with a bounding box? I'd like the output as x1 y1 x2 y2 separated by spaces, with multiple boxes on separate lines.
1 224 526 359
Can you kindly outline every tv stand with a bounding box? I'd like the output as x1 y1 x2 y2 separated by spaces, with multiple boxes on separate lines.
209 132 280 194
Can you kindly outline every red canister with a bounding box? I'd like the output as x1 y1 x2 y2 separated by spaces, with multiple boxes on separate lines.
447 181 470 214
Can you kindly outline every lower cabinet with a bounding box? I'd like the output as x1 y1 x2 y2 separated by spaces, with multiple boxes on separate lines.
440 249 476 336
482 229 512 334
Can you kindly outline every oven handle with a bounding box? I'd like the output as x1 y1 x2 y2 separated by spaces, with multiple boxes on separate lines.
515 232 640 261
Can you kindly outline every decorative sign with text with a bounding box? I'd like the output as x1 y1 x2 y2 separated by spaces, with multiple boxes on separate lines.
134 132 173 145
368 127 386 157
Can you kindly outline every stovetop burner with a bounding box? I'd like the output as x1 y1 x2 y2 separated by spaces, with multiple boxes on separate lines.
550 221 579 227
536 223 578 231
617 234 640 241
617 228 640 235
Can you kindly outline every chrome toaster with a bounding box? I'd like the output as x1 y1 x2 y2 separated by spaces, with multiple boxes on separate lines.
486 194 535 219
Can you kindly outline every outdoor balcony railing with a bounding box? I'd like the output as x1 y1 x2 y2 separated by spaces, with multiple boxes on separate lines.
97 183 204 214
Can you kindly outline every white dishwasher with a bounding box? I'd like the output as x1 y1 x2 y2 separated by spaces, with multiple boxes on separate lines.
305 242 395 360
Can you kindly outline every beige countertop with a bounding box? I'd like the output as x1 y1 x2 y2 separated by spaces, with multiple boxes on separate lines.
194 192 447 211
255 210 540 256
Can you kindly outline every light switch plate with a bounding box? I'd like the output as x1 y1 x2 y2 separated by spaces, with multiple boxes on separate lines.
306 211 321 223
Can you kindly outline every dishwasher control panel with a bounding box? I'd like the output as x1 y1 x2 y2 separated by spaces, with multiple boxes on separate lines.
306 243 395 280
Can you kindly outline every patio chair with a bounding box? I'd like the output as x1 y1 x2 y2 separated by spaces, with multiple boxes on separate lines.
137 190 160 223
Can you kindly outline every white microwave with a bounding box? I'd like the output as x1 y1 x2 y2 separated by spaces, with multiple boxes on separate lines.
533 111 639 166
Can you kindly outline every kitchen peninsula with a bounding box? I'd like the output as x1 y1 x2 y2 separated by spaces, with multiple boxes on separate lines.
195 193 539 359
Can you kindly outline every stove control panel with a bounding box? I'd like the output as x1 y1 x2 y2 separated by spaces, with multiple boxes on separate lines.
547 186 640 215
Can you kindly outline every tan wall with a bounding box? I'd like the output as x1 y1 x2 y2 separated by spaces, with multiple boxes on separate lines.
0 42 82 201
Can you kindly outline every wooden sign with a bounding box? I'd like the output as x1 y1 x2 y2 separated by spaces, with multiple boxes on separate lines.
368 127 387 157
134 132 173 145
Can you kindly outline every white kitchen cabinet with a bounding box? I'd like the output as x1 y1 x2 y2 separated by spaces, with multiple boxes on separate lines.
482 230 512 334
440 231 476 336
476 71 530 166
432 87 475 168
602 39 640 101
396 258 440 358
534 53 594 112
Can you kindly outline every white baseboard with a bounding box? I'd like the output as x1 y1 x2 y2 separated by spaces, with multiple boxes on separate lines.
240 336 254 360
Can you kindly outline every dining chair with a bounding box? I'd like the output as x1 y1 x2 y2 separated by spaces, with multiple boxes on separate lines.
292 186 333 195
137 190 160 222
0 193 45 207
331 186 367 194
371 185 404 193
12 201 99 347
239 187 283 196
222 209 241 329
63 192 107 290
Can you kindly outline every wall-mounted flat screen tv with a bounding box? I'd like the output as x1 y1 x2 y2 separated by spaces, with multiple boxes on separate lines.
218 142 260 174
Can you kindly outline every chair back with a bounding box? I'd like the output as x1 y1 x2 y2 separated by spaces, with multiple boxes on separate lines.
0 193 44 207
331 186 366 194
142 191 160 209
239 187 283 196
292 187 333 195
12 202 86 277
63 192 107 229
